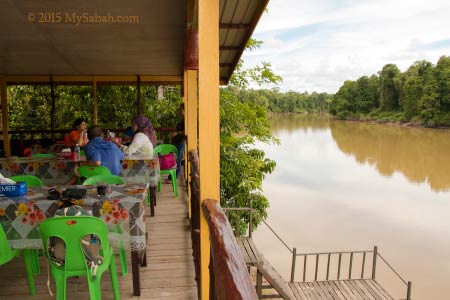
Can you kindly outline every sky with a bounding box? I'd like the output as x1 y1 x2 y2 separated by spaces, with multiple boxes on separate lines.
242 0 450 93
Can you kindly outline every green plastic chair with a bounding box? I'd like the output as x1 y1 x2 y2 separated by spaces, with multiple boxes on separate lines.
154 144 178 197
77 166 111 184
82 174 128 275
82 174 125 186
39 216 120 300
0 224 39 295
32 153 56 158
10 175 43 187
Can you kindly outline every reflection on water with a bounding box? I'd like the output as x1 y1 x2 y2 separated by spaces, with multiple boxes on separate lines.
253 114 450 300
331 120 450 192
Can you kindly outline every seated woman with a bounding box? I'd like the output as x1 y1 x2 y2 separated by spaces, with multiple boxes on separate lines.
64 118 88 148
112 115 155 157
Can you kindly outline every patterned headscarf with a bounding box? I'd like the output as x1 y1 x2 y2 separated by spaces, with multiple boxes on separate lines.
131 115 157 147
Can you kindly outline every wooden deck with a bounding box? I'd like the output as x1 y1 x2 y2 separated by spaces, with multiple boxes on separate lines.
0 181 197 300
289 279 393 300
235 237 397 300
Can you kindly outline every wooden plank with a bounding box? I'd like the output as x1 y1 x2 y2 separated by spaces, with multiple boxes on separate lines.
334 281 358 300
365 280 393 300
298 282 316 300
318 281 341 300
313 281 333 300
305 282 321 300
295 282 310 300
347 280 375 300
236 239 251 264
354 280 383 300
328 281 353 300
247 238 263 264
359 280 387 300
242 238 257 263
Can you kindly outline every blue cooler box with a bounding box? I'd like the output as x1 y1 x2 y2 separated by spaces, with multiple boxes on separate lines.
0 182 27 197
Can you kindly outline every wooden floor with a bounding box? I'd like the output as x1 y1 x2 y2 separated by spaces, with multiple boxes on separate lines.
0 181 198 300
288 279 393 300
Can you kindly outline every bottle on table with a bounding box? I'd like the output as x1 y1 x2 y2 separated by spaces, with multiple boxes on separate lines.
74 144 80 160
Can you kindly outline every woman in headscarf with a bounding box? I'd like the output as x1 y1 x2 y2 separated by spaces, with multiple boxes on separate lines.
112 115 156 157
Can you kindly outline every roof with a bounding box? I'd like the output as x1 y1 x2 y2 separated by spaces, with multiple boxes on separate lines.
0 0 269 84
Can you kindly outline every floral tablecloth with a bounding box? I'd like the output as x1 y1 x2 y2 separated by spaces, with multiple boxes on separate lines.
0 184 148 251
0 156 159 187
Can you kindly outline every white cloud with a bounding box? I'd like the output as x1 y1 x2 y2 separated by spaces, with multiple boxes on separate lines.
243 0 450 93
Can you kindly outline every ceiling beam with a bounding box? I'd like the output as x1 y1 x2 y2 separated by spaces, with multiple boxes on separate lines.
219 46 240 51
219 23 250 30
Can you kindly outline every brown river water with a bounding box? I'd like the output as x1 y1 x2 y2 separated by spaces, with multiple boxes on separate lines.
252 114 450 300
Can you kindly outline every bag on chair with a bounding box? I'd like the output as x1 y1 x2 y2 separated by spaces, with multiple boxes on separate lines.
159 153 177 170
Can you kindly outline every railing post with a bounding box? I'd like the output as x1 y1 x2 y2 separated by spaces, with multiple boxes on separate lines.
248 199 253 238
290 247 297 283
406 281 412 300
372 246 378 280
256 270 262 298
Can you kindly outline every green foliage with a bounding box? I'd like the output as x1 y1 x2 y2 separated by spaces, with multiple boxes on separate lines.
229 39 283 89
7 85 182 131
219 87 277 234
378 64 401 111
330 56 450 127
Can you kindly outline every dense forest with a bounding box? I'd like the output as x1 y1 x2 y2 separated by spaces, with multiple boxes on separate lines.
231 88 333 114
330 55 450 127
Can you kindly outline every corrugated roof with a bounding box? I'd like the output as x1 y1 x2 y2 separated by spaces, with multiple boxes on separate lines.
0 0 269 84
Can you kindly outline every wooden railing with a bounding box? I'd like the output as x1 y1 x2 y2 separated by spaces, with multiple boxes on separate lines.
189 150 258 300
0 127 175 156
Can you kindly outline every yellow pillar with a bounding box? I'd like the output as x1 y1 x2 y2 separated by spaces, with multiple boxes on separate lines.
93 79 98 125
198 0 219 298
1 77 10 157
186 69 198 219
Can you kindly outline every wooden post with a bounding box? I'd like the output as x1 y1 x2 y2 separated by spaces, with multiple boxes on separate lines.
1 77 10 157
137 75 142 115
372 246 378 280
198 0 219 298
50 76 56 138
185 69 198 220
93 78 98 125
291 247 297 282
406 281 412 300
256 270 262 298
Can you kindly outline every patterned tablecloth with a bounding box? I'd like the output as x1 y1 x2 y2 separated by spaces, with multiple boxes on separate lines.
0 155 159 186
0 184 148 251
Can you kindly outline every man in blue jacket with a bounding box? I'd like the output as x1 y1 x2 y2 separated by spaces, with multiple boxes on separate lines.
85 125 124 175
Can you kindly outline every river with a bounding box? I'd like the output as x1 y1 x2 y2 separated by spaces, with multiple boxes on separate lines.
252 114 450 300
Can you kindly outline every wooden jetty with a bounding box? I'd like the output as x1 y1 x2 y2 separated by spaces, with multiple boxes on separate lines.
227 208 411 300
0 183 197 300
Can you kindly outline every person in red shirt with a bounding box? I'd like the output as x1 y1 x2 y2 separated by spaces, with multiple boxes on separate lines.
64 118 88 148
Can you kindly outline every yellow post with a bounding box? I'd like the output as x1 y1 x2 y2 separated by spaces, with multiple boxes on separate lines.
93 78 98 125
198 0 219 298
1 77 10 157
186 69 198 219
